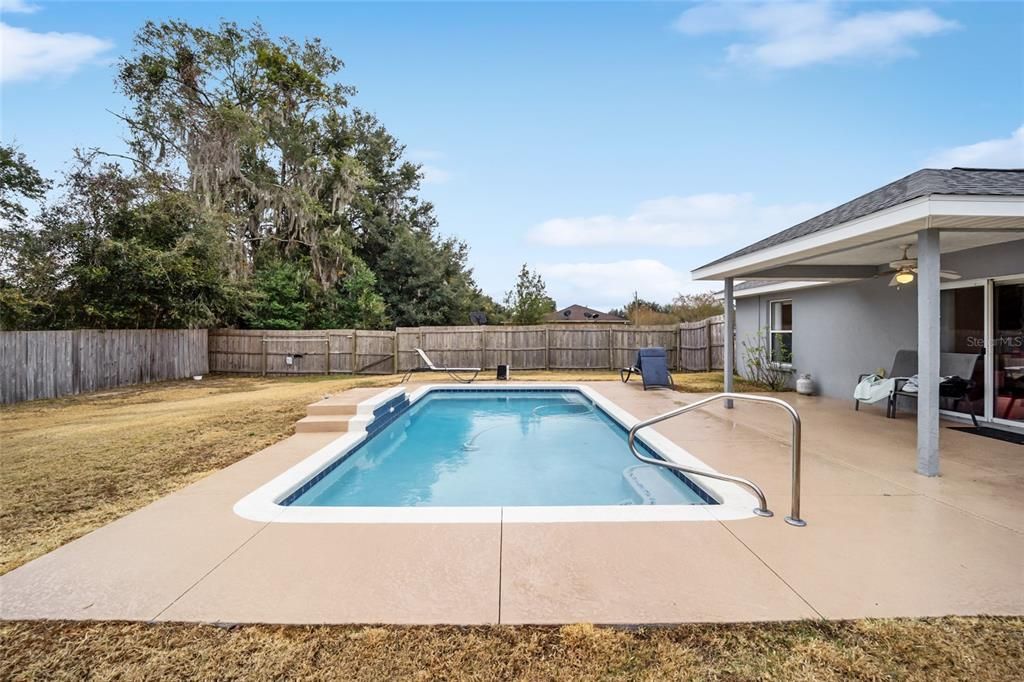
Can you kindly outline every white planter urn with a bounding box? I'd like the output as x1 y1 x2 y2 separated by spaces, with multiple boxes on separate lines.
796 373 815 396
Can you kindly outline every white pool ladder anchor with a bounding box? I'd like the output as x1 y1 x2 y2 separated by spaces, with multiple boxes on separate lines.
626 392 806 527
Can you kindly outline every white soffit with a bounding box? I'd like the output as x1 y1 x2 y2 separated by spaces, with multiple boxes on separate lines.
732 281 835 299
797 231 1023 267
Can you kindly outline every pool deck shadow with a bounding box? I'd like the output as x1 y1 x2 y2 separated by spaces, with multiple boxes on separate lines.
1 381 1021 624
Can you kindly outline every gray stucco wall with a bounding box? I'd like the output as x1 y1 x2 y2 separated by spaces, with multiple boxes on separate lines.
733 238 1024 399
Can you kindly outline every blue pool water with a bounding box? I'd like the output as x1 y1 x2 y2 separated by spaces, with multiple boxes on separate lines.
286 389 711 507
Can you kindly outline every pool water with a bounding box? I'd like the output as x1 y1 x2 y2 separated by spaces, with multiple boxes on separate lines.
286 390 710 507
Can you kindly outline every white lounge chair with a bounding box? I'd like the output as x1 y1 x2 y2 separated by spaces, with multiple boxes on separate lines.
401 348 481 384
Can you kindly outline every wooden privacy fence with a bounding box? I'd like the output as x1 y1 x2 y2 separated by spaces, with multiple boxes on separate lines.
208 322 733 376
1 320 731 402
678 315 727 371
0 329 208 404
208 329 397 375
395 325 682 372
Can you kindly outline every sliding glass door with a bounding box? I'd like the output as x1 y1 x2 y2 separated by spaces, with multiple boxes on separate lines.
941 276 1024 426
939 285 986 420
993 280 1024 425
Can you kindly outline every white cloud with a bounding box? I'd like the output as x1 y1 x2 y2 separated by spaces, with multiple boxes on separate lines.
0 0 40 14
420 164 451 184
538 260 714 311
1 22 113 82
674 1 957 69
924 125 1024 169
528 193 825 247
1 20 113 82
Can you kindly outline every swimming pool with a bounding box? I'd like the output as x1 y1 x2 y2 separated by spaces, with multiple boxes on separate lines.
234 384 761 523
286 389 710 507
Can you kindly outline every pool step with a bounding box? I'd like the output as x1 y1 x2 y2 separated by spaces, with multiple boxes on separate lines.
306 401 359 416
305 389 381 416
295 415 352 433
298 388 390 432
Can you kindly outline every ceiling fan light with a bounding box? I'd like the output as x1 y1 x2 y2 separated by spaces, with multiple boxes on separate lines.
895 270 915 285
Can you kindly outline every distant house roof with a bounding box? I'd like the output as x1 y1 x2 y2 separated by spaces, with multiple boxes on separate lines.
544 304 628 323
696 168 1024 272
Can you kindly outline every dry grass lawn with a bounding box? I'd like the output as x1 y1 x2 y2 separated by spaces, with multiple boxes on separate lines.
0 370 755 574
1 618 1022 681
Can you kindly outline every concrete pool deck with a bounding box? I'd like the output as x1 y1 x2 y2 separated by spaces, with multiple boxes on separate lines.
1 382 1021 624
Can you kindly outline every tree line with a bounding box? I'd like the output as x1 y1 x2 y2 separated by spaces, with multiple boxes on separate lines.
1 20 712 332
609 292 723 325
0 20 537 331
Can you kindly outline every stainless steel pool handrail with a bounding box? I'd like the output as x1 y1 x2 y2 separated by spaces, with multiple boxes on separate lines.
627 392 806 527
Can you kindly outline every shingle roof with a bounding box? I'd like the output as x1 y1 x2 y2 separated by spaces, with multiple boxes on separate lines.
698 168 1024 271
733 280 775 292
544 304 627 323
712 280 782 297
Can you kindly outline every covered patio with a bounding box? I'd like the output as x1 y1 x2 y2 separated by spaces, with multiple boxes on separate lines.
693 168 1024 477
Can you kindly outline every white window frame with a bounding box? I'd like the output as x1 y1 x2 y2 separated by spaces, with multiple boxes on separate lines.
768 298 793 368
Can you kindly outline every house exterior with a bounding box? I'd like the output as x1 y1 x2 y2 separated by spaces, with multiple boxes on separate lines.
544 304 628 324
692 167 1024 477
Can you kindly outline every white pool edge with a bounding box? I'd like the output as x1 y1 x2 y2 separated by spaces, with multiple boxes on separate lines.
233 383 762 524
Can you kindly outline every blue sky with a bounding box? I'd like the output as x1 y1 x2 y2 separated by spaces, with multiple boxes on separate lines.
2 1 1023 310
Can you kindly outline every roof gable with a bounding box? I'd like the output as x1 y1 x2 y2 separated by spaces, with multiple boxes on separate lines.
697 168 1024 271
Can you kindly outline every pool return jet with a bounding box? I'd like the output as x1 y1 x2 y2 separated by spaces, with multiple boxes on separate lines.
627 393 806 527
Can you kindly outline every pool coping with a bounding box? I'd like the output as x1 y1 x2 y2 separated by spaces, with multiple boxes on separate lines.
232 383 762 524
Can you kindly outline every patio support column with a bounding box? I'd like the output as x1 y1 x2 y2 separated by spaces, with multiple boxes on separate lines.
724 277 735 408
916 228 941 476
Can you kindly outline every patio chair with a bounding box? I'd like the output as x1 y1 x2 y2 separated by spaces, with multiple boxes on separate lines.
855 349 917 412
621 347 674 391
620 349 643 383
401 348 481 384
890 352 981 427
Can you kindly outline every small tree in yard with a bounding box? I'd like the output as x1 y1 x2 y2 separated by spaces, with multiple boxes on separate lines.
741 328 792 391
503 264 555 325
672 292 723 322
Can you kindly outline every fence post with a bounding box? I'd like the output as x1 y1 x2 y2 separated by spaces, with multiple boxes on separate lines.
608 328 614 370
545 326 551 370
261 335 267 376
352 329 359 374
71 329 81 396
325 334 331 375
674 325 681 371
392 331 399 375
480 327 486 369
704 318 712 371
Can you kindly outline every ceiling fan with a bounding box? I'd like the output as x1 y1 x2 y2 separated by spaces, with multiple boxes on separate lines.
886 244 961 287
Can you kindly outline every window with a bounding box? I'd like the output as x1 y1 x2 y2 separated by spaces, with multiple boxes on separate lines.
769 300 793 365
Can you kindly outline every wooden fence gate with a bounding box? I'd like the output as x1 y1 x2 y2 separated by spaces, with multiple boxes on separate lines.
208 329 397 375
677 315 728 371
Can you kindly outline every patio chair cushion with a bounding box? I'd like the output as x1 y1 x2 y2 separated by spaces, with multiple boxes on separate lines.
939 353 981 384
622 347 666 384
892 353 981 399
889 349 918 378
638 347 666 363
639 352 673 391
